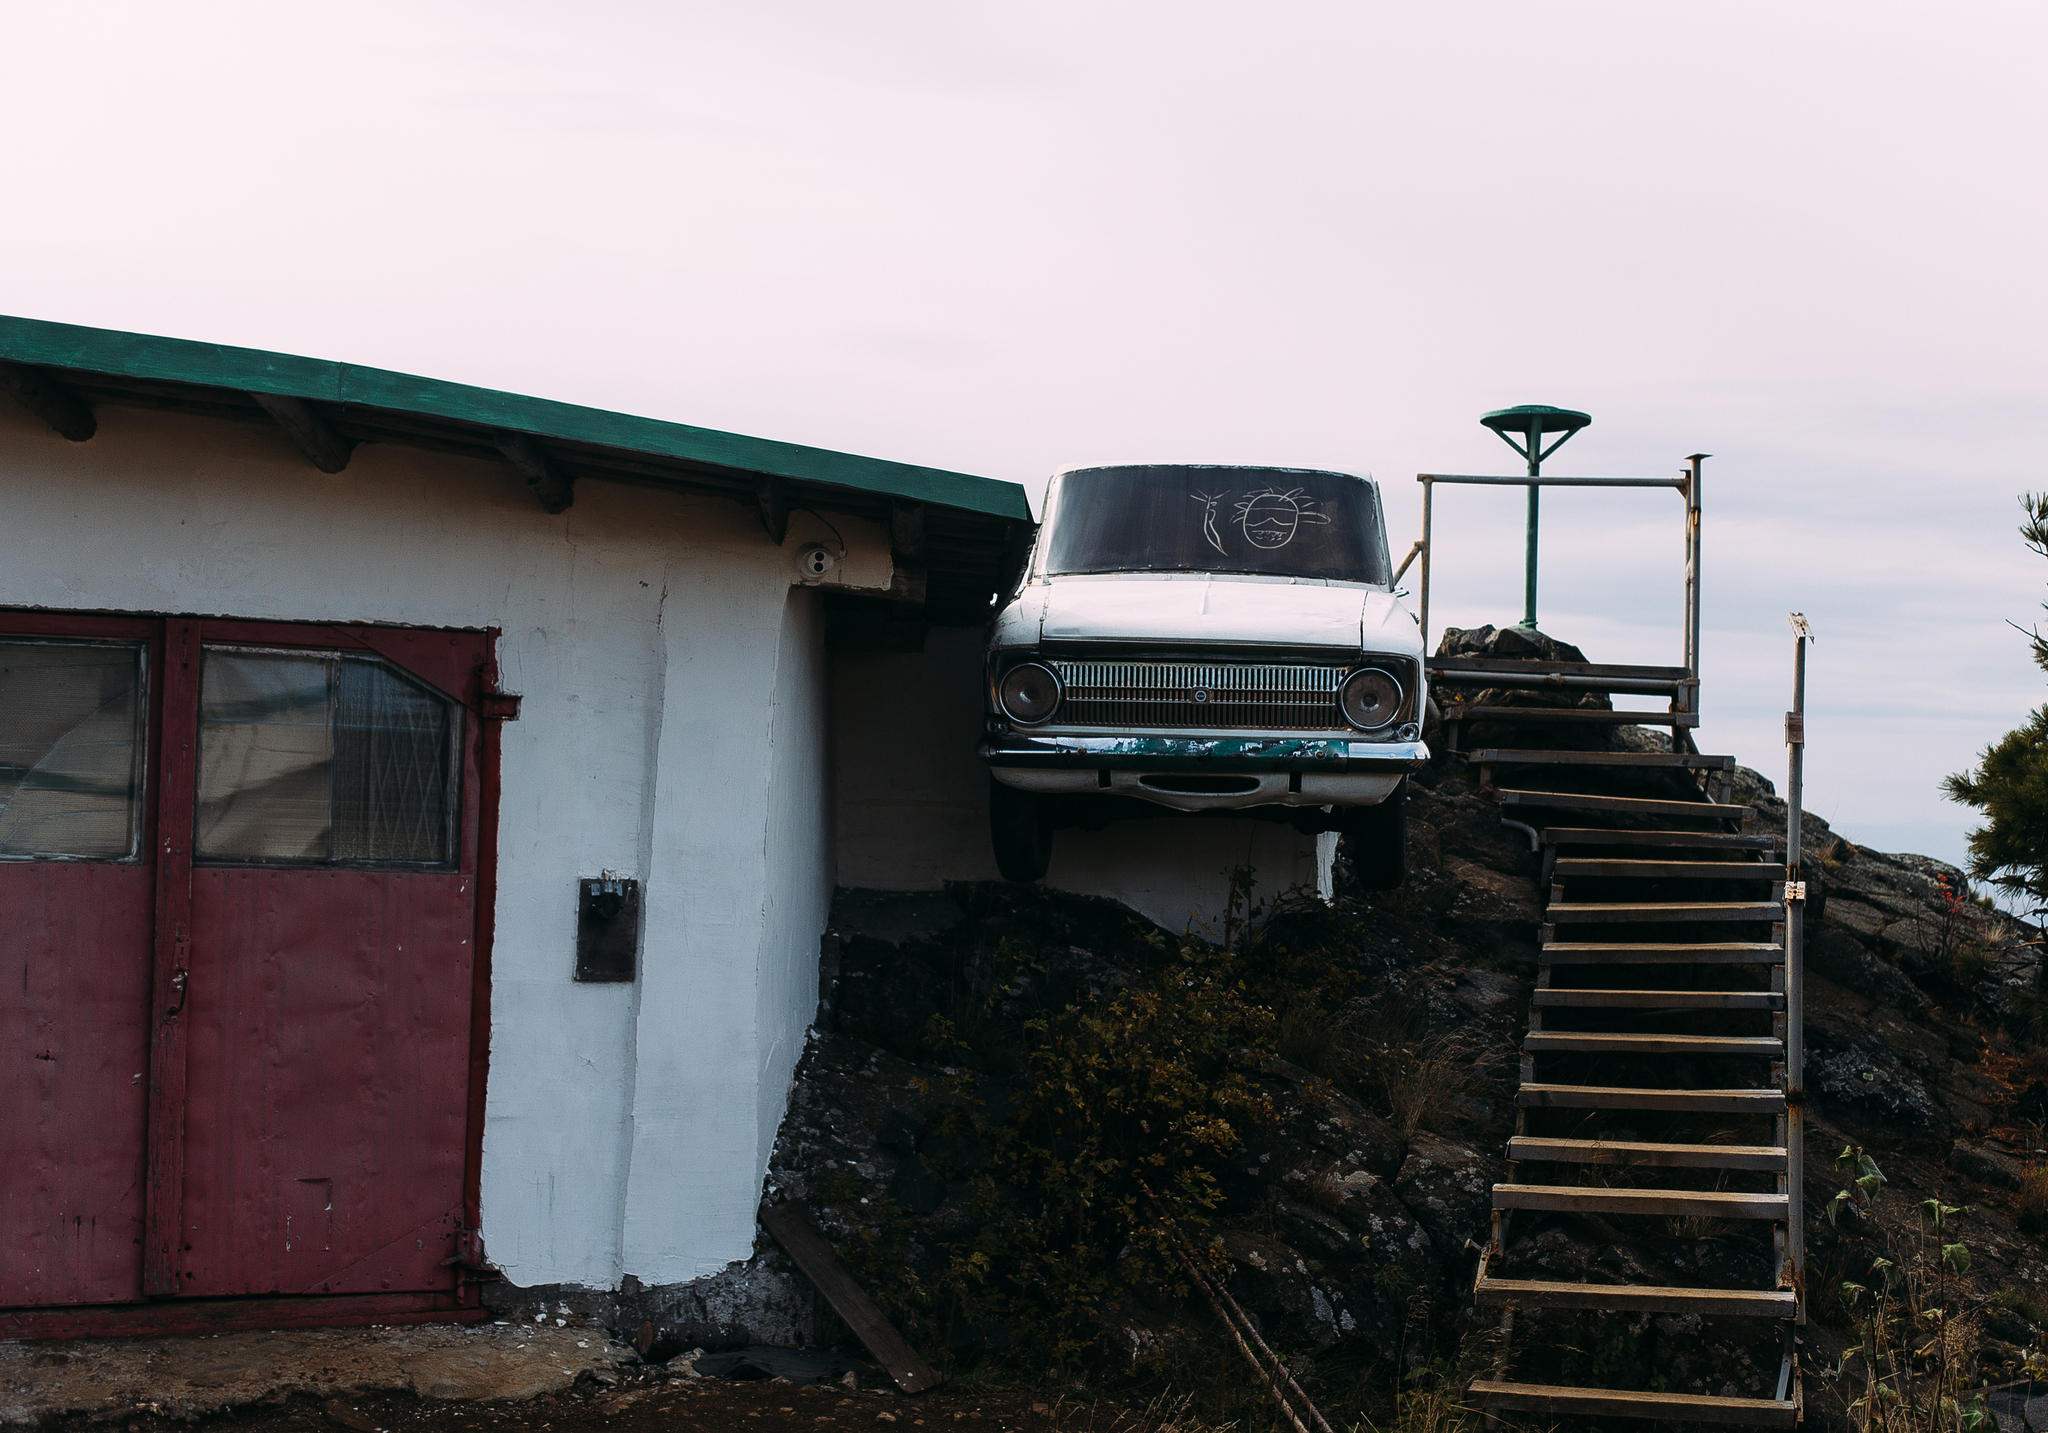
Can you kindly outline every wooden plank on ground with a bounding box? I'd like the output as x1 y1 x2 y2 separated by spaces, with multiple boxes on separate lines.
759 1203 942 1393
1470 1380 1796 1427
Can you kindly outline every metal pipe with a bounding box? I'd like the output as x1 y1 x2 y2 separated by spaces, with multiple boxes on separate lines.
1523 415 1542 630
1686 456 1707 680
1429 671 1691 695
1785 613 1808 1324
1390 538 1424 587
1682 468 1695 679
1419 478 1433 650
1415 473 1687 488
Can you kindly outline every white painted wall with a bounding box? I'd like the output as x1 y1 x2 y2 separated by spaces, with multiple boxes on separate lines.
0 400 887 1291
832 628 1330 934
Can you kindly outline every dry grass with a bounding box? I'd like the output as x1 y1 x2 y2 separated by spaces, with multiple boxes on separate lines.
1371 1027 1480 1138
1039 1391 1238 1433
1273 997 1482 1139
1345 997 1482 1138
2017 1166 2048 1237
1276 1003 1350 1081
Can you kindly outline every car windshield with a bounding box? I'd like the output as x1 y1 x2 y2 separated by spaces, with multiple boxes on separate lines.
1041 466 1391 583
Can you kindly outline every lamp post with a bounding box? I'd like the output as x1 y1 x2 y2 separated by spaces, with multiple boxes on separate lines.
1479 404 1592 631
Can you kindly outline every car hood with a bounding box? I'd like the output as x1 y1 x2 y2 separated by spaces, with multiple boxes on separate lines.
1032 575 1420 654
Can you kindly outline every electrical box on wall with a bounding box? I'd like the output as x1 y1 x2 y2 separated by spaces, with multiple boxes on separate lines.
574 878 640 982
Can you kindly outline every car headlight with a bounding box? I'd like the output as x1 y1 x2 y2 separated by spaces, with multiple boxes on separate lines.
999 662 1062 725
1339 667 1402 731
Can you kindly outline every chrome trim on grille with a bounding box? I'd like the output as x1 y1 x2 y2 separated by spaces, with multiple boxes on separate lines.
1046 659 1351 732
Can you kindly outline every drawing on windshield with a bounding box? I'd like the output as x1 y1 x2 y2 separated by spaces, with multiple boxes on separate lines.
1190 487 1333 555
1236 488 1330 550
1191 491 1228 554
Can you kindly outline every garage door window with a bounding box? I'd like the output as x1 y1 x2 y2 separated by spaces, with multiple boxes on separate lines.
197 647 461 865
0 639 147 860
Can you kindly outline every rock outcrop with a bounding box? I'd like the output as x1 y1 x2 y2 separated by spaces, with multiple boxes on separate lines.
622 629 2048 1430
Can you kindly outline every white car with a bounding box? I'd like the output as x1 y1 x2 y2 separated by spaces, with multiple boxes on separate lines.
980 463 1428 887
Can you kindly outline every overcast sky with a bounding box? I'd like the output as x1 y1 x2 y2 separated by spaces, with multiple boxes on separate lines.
5 2 2045 873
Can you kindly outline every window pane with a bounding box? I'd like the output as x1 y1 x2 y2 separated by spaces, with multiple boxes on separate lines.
197 652 334 860
0 640 146 860
334 656 456 863
1043 466 1392 583
196 646 459 866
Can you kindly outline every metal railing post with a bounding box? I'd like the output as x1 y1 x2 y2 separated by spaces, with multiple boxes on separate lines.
1522 417 1542 630
1785 614 1808 1322
1685 455 1706 680
1419 478 1434 651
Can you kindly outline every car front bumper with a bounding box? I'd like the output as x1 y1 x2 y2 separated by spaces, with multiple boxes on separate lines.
980 733 1430 813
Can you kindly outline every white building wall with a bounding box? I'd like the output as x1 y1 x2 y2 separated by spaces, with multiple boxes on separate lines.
756 589 832 1185
832 628 1329 934
0 400 886 1292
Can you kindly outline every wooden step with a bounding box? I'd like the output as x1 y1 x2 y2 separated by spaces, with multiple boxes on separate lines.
1436 674 1687 697
1541 826 1776 850
1546 901 1782 924
1532 988 1782 1010
1492 1184 1788 1220
1470 748 1734 769
1473 1277 1797 1316
1442 705 1700 728
1524 1032 1783 1057
1508 1136 1787 1171
1553 858 1786 880
1469 1380 1796 1427
1517 1084 1785 1113
1429 657 1693 682
1500 788 1746 819
1540 941 1784 965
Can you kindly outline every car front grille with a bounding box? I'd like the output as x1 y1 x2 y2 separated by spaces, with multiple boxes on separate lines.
1047 659 1353 731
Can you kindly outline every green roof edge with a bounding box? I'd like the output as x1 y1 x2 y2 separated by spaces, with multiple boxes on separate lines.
0 314 1032 523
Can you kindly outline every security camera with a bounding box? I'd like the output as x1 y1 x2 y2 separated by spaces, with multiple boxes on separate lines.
795 543 838 581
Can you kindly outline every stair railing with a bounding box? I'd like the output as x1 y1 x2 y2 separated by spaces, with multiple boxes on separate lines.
1414 455 1707 680
1785 614 1810 1320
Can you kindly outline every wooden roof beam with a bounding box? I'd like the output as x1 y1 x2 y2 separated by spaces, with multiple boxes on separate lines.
491 431 574 514
0 361 96 441
888 499 927 605
250 392 353 473
755 474 789 544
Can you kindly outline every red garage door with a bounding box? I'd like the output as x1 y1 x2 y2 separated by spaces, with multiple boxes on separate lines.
1 613 494 1329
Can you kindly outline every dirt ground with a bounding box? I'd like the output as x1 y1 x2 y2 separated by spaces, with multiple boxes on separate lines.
2 1323 627 1427
24 1359 1117 1433
4 1326 1159 1433
148 1378 1082 1433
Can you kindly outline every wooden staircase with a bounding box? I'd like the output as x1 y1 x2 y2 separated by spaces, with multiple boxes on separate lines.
1434 657 1804 1427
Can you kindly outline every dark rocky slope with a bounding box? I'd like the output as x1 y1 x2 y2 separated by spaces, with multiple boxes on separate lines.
570 634 2048 1430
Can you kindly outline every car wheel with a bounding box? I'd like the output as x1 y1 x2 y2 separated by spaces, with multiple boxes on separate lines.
1340 779 1407 891
988 778 1053 883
